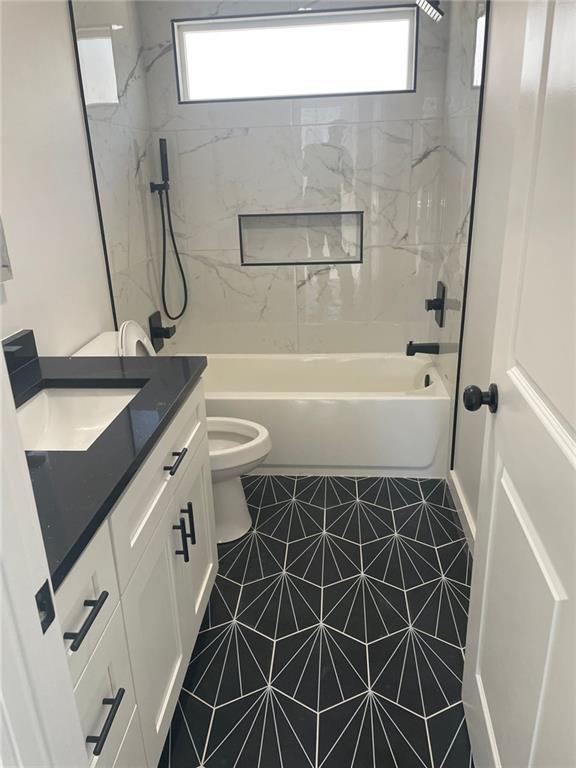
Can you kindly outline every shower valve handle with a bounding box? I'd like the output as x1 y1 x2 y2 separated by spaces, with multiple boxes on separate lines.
152 324 176 339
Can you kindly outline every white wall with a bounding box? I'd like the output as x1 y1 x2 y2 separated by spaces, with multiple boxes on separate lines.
0 0 114 356
451 0 529 532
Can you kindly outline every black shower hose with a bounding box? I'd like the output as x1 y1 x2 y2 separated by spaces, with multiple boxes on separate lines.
157 187 188 320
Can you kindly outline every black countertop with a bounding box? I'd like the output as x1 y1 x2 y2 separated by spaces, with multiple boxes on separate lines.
10 354 207 590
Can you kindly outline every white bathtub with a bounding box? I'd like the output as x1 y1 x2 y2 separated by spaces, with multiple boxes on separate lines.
199 353 450 477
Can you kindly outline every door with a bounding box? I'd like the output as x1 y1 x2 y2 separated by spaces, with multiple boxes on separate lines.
0 355 88 767
462 2 575 767
122 500 189 768
175 436 218 647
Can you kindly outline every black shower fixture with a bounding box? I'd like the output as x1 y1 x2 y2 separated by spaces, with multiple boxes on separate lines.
150 138 188 320
416 0 444 22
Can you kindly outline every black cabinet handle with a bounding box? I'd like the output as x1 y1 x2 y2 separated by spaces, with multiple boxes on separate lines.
86 687 125 756
463 383 499 414
173 518 190 562
164 448 188 476
182 502 196 545
63 591 109 652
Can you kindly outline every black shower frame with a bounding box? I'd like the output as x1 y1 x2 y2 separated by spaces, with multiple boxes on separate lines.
68 0 118 330
171 4 420 105
238 210 364 267
450 0 491 469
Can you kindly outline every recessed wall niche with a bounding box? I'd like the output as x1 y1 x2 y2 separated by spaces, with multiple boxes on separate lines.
238 211 363 266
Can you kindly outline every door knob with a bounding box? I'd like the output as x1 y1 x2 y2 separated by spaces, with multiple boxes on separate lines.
463 383 498 413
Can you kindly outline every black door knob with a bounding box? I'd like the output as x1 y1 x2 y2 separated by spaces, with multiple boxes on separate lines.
463 383 498 413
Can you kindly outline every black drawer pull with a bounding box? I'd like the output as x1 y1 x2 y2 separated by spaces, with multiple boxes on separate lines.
86 687 125 756
164 447 188 476
63 591 109 652
173 518 190 562
182 502 196 546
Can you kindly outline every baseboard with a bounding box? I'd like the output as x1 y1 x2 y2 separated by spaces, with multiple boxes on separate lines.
255 465 441 478
448 470 476 553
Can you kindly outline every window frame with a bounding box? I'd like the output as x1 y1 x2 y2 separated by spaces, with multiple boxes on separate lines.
171 4 419 105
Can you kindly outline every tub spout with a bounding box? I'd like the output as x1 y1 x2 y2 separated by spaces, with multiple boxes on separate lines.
406 341 440 356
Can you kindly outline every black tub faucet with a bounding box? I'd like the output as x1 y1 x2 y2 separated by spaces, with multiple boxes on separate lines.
406 341 440 356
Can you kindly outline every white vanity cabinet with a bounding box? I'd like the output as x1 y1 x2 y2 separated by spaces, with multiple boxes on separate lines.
54 380 217 768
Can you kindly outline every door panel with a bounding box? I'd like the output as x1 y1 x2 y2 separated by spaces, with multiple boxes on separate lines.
477 470 565 768
463 1 575 766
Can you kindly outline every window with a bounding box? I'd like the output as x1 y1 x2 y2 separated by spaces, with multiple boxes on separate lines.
173 6 417 104
473 13 486 88
77 27 119 106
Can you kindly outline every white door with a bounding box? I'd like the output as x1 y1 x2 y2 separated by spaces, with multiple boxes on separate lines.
0 356 88 767
462 2 576 767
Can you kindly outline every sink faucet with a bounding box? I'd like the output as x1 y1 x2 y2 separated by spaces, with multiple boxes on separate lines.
406 341 440 356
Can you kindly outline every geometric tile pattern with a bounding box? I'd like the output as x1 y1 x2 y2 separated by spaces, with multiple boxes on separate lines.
159 476 475 768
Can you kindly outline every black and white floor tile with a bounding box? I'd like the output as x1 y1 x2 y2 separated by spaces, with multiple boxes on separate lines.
159 476 474 768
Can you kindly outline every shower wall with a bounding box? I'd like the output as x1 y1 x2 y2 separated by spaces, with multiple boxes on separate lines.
137 0 452 354
74 0 483 382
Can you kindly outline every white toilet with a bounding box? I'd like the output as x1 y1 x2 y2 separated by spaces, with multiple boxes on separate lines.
75 321 271 542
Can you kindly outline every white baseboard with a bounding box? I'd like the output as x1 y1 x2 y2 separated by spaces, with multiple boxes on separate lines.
255 465 441 478
448 470 476 553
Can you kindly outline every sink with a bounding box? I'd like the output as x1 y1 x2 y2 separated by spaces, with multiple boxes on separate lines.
17 388 140 451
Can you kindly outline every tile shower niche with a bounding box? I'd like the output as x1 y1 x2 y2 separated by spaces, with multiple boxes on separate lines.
239 211 364 266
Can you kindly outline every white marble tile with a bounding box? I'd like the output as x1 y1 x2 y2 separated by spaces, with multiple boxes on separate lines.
181 249 297 327
408 120 446 245
296 262 369 324
369 244 440 324
88 119 159 277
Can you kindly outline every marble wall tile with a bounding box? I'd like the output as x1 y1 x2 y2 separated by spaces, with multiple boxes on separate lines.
296 263 369 324
82 0 483 368
408 120 445 245
88 119 159 276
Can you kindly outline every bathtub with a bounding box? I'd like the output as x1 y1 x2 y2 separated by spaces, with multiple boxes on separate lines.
199 353 450 477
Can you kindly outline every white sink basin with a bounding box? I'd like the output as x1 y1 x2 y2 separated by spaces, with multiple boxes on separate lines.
17 388 140 451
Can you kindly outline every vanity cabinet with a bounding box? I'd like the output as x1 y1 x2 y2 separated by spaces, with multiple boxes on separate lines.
54 380 217 768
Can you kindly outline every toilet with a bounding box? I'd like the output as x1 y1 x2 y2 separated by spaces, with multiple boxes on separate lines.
74 321 271 542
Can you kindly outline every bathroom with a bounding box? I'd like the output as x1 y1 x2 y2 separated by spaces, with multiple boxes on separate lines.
0 0 574 766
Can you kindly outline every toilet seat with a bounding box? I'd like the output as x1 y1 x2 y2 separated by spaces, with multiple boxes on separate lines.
119 321 156 357
207 417 271 473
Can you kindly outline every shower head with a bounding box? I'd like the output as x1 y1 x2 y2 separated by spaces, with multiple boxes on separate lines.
416 0 444 22
159 138 169 184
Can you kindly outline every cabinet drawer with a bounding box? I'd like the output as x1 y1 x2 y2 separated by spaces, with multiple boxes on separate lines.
110 381 206 593
74 604 138 768
56 524 119 685
112 707 147 768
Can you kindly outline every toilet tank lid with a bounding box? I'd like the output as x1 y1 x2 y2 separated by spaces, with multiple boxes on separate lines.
73 331 120 357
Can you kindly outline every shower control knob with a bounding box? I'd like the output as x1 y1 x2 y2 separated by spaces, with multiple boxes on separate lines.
463 384 498 414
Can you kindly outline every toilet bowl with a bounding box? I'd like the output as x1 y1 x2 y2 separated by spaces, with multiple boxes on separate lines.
75 322 272 542
208 417 271 543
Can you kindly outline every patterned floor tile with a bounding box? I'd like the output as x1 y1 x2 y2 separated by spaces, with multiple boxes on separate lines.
363 534 441 589
286 532 361 586
160 476 475 768
237 572 321 639
272 624 368 711
323 574 408 643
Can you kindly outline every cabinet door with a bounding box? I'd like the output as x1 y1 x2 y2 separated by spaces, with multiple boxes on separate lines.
173 437 218 649
121 506 189 768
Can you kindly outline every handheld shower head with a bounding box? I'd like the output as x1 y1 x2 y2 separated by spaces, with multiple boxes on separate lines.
159 137 169 184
